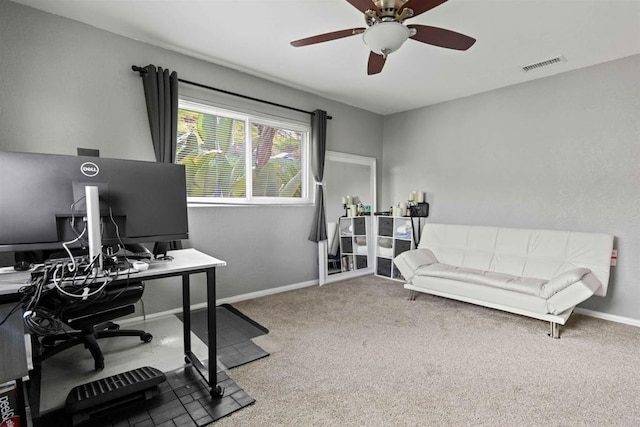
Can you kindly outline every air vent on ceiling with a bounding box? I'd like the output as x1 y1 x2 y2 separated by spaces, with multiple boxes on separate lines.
521 56 566 72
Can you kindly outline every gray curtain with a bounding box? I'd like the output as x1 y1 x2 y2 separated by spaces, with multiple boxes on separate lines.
308 110 328 242
138 64 181 249
140 64 178 163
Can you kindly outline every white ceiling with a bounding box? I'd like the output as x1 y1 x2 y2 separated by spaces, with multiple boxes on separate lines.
12 0 640 115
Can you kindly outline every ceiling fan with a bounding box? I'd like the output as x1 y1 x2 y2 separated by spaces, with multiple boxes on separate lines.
290 0 476 75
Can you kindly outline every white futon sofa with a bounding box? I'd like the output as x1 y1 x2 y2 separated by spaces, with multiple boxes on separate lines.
394 223 613 337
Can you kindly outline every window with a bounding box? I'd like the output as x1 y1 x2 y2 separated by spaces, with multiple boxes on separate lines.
176 100 310 204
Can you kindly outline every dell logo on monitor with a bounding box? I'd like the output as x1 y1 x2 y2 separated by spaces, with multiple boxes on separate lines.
81 162 99 177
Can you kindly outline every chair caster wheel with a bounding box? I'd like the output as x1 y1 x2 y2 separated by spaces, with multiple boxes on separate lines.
141 333 153 343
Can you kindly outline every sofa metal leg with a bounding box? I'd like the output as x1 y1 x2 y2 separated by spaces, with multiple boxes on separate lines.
407 290 417 301
548 322 560 339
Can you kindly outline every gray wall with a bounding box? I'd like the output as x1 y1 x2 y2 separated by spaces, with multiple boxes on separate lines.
3 0 636 321
0 0 383 311
382 55 640 320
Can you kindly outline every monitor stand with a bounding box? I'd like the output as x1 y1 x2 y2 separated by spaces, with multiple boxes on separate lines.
152 241 173 261
85 185 103 274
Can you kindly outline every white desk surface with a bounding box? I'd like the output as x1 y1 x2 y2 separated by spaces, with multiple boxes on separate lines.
131 248 226 278
0 270 31 295
0 248 226 296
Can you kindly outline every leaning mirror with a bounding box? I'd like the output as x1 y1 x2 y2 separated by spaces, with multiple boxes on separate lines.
318 151 376 285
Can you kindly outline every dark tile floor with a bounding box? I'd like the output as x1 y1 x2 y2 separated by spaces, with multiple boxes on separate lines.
36 366 254 426
33 305 268 426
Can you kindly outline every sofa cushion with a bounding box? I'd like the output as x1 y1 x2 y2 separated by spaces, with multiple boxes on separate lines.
414 263 548 297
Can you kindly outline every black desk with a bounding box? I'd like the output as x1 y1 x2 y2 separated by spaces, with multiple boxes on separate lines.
0 248 227 405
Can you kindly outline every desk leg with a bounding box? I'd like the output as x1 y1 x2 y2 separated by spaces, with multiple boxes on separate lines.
206 268 222 396
28 334 42 419
15 377 31 427
182 269 223 398
181 273 191 355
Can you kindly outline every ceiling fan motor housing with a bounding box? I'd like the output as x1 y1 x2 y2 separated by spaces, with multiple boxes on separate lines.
367 0 413 25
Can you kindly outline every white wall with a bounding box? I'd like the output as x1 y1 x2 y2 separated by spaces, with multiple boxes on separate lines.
0 0 383 310
382 55 640 320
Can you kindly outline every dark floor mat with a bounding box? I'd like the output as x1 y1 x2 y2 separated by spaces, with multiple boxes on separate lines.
177 304 270 369
35 365 254 426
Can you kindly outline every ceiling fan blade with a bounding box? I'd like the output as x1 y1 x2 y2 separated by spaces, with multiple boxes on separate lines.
291 28 365 47
345 0 380 14
367 52 386 75
398 0 448 19
408 25 476 50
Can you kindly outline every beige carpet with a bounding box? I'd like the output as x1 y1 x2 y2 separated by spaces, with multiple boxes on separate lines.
213 275 640 426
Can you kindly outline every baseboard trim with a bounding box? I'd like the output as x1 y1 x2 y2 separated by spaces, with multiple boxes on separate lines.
120 279 319 326
217 279 319 305
574 308 640 328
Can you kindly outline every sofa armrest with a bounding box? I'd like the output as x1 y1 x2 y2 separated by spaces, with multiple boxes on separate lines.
545 270 603 314
393 248 438 282
540 268 594 298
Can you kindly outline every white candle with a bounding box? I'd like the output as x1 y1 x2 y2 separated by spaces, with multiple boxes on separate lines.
418 191 425 203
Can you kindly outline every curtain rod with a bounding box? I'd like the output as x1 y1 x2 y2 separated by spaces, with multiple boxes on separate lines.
132 65 332 120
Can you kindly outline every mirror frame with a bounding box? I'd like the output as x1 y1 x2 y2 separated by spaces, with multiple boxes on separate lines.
318 151 377 285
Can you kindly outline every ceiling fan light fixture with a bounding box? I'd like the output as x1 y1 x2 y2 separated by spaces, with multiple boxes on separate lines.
362 22 411 56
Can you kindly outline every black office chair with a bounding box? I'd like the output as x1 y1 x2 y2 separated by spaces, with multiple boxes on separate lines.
31 280 153 371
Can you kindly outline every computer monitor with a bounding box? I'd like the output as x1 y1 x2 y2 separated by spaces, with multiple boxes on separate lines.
0 151 189 266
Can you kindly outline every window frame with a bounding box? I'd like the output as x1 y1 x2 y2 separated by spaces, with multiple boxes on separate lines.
178 99 313 206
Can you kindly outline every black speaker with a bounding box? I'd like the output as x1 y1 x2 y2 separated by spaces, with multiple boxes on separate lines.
410 202 429 218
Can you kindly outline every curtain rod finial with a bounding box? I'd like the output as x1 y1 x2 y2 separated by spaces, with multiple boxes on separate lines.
132 65 148 76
